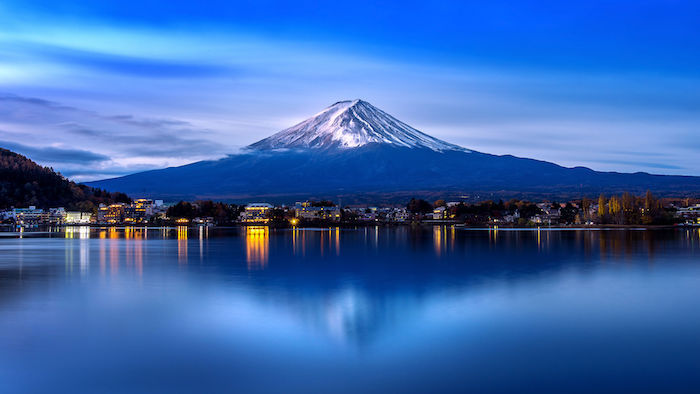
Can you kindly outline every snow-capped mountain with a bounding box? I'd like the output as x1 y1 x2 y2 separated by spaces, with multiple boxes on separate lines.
88 100 700 202
249 99 467 152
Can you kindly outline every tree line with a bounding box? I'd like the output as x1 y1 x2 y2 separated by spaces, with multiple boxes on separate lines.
0 148 130 211
165 201 243 224
407 190 678 226
596 191 675 225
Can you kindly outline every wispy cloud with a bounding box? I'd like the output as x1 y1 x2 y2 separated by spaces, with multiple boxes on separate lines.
60 123 222 157
588 159 683 171
0 139 110 164
0 94 78 111
0 93 230 181
3 40 232 78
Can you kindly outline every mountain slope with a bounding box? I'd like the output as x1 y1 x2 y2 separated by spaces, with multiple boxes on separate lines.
0 148 130 209
249 99 466 152
87 100 700 202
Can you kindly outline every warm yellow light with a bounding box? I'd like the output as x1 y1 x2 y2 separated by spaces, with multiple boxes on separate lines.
246 226 269 269
290 218 299 226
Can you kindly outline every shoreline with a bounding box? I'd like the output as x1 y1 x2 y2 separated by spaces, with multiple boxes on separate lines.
1 222 696 236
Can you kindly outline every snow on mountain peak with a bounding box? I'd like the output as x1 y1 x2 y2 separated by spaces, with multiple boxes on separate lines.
248 99 468 152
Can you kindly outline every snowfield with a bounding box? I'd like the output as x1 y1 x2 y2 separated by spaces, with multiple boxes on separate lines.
249 99 469 152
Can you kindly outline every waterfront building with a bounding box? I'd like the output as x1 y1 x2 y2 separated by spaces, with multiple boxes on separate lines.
193 217 215 226
0 210 13 221
531 215 544 224
98 204 126 224
433 206 447 220
241 203 273 223
354 207 378 222
536 203 560 224
295 201 341 221
12 206 49 225
65 211 93 224
1 207 89 225
94 199 163 224
125 201 148 223
48 208 67 225
502 210 521 223
676 204 700 224
389 208 410 222
133 199 155 216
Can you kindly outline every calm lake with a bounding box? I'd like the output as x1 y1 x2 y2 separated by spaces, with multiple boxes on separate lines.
1 226 700 393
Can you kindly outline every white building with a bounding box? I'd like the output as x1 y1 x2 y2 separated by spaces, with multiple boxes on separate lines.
677 204 700 224
0 210 13 221
66 211 92 224
241 203 273 223
433 206 447 220
389 208 410 222
12 206 48 224
503 210 521 223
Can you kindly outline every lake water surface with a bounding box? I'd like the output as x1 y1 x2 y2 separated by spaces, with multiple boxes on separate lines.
1 226 700 393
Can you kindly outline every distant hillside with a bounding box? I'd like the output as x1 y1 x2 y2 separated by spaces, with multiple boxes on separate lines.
0 148 130 210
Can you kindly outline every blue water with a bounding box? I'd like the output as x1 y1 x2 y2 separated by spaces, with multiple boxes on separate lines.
1 226 700 393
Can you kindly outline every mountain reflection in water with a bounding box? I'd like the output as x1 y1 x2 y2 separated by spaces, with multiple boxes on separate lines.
1 227 700 393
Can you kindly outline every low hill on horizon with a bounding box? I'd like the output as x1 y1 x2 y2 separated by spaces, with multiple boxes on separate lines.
0 148 130 210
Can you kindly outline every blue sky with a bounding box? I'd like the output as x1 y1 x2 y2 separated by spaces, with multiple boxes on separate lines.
0 0 699 180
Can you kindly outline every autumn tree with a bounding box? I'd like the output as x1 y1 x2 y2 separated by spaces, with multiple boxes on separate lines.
581 197 592 222
622 192 636 224
609 195 623 224
598 194 608 222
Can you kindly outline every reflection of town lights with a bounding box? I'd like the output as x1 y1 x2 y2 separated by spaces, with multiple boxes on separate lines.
247 227 267 236
434 226 442 256
177 226 188 240
246 226 269 270
177 226 188 264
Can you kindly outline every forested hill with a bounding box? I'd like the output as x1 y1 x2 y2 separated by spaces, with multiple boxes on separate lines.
0 148 130 210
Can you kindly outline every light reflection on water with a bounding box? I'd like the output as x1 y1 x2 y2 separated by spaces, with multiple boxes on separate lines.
0 227 700 393
177 225 188 265
245 226 269 269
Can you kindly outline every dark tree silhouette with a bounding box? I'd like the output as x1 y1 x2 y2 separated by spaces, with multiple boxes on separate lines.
0 148 130 210
407 198 432 214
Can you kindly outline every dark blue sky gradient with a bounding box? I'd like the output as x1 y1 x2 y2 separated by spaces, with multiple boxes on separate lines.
14 0 700 70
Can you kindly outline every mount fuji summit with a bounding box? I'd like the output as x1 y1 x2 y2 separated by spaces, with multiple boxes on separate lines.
249 99 465 152
88 100 700 202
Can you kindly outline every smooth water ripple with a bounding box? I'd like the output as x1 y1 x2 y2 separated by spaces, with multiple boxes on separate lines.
1 226 700 393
